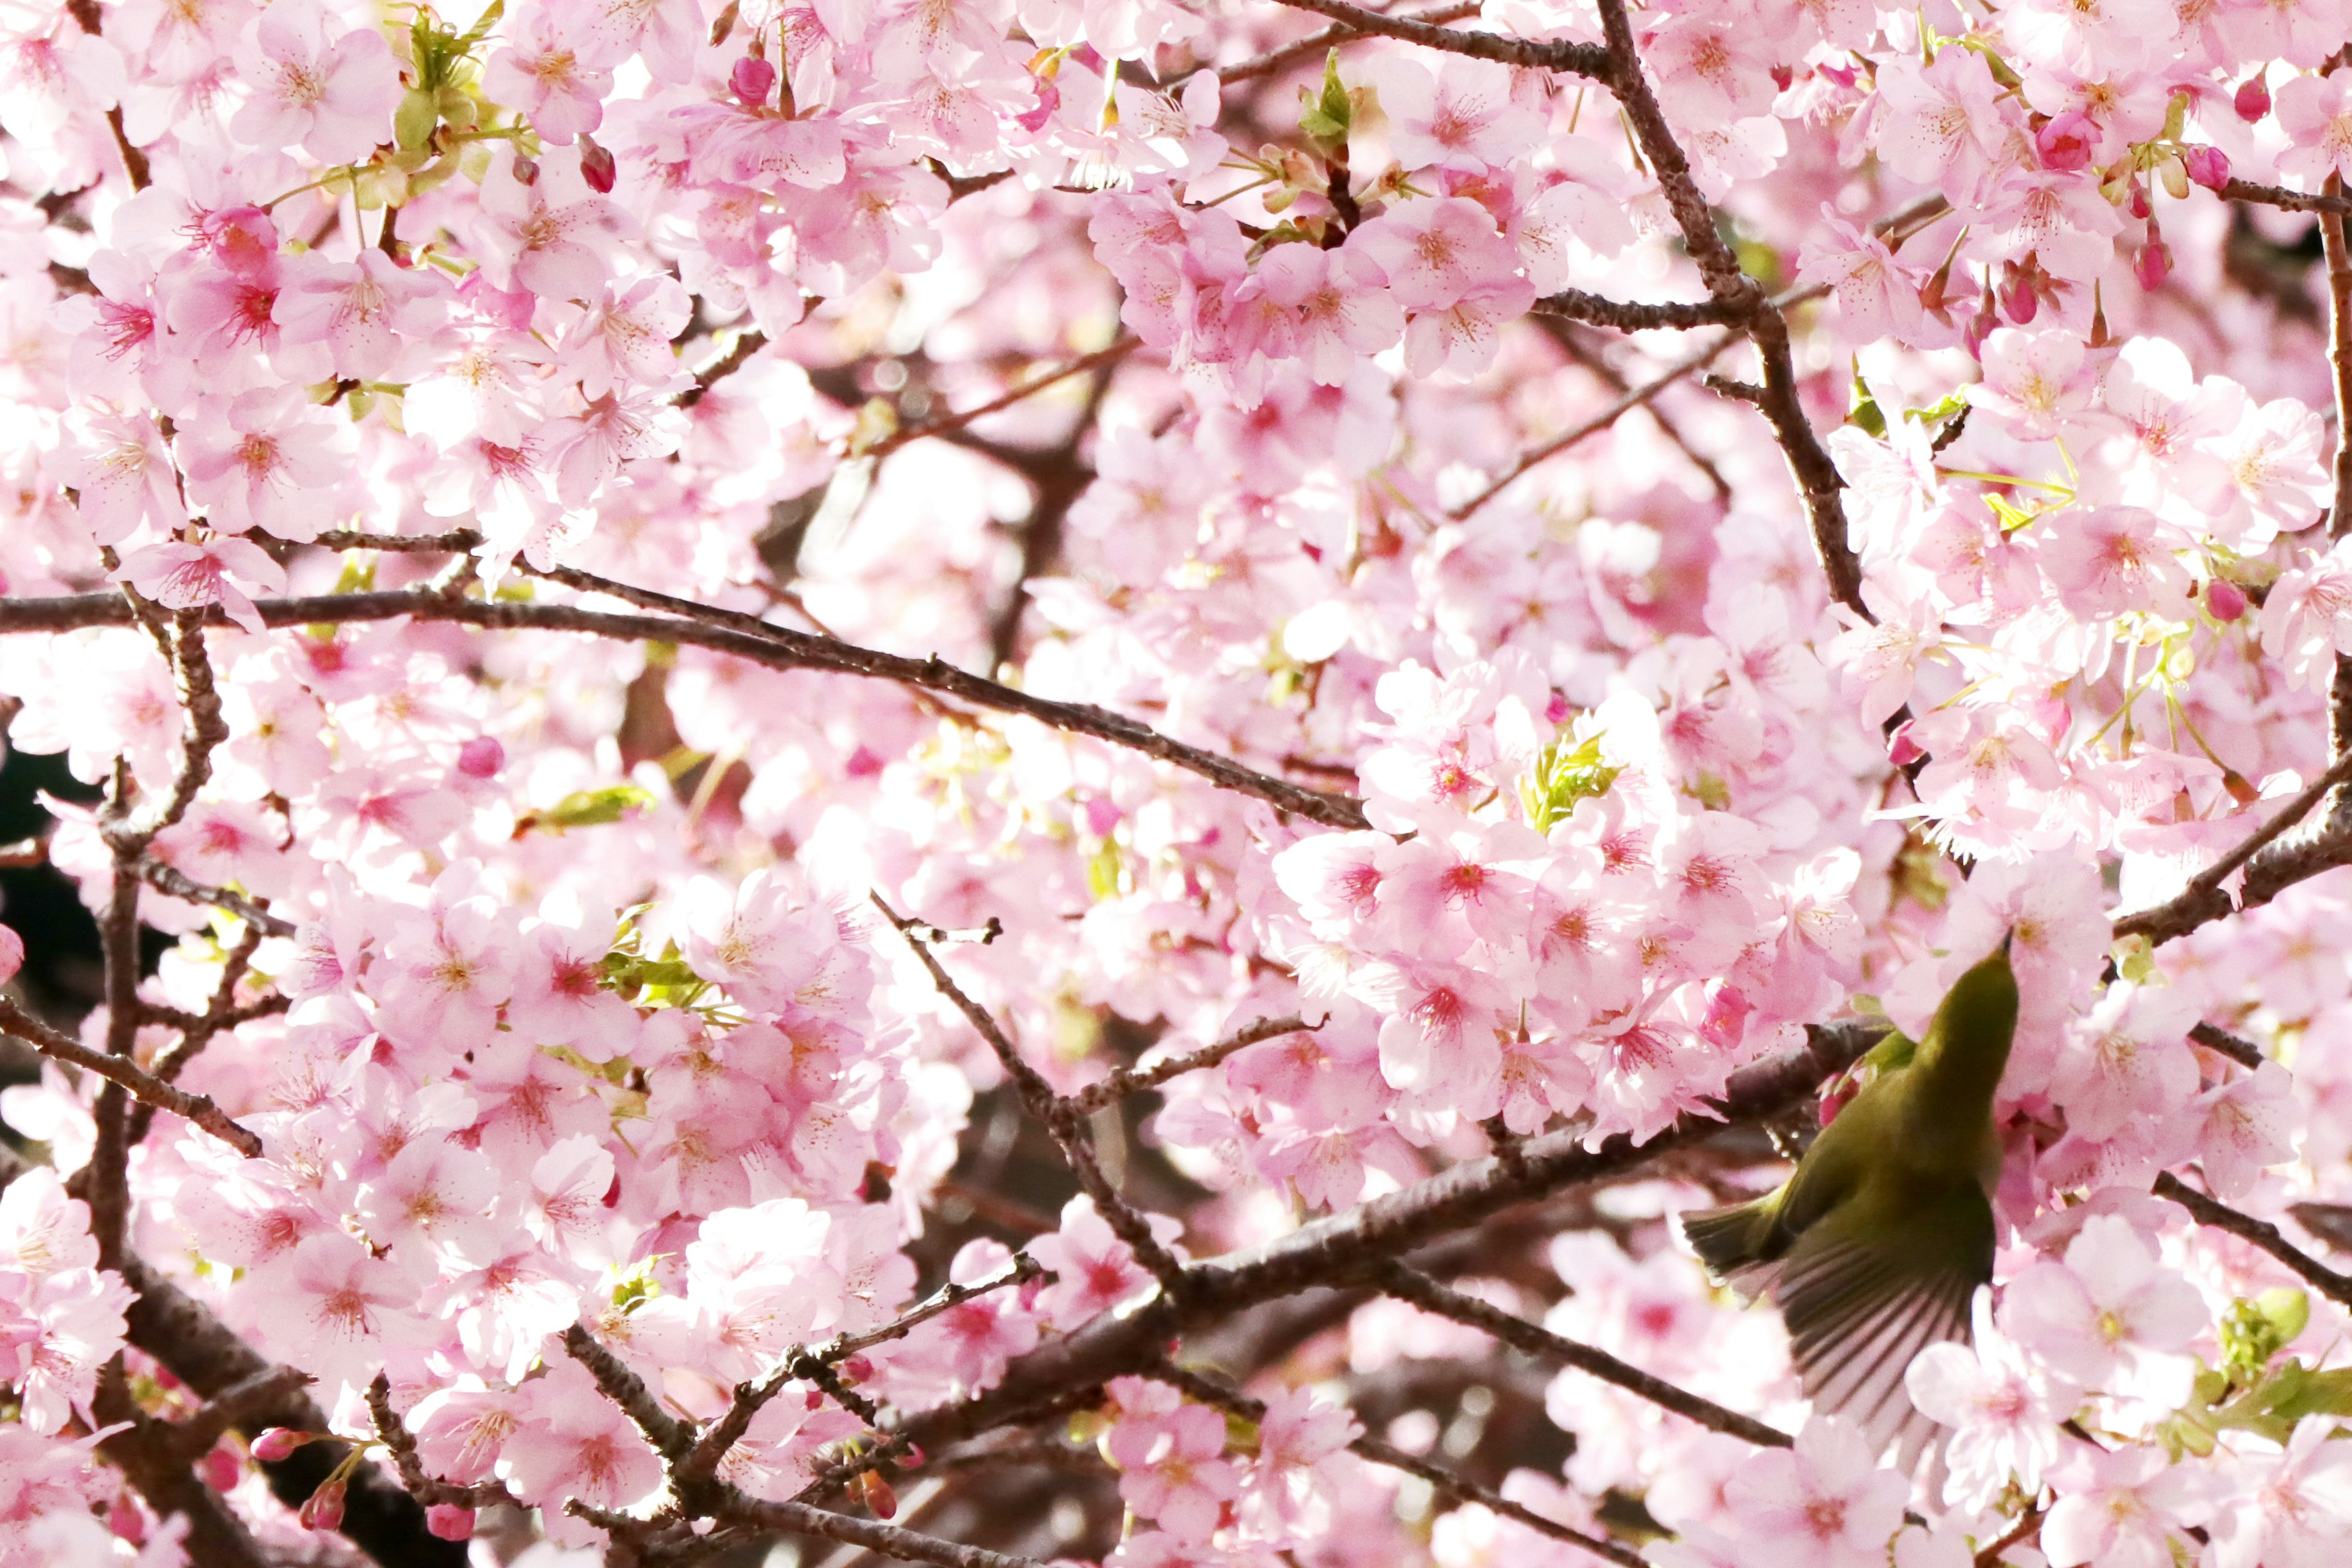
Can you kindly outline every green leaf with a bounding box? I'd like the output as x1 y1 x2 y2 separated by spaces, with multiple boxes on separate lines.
1299 48 1352 146
1520 731 1619 834
1847 364 1886 437
521 783 654 835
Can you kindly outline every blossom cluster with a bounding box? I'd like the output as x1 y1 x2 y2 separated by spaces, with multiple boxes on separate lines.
4 0 2352 1562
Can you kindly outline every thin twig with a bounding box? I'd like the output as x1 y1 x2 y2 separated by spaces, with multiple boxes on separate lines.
0 997 262 1156
685 1256 1045 1482
1371 1263 1793 1447
2110 748 2352 944
1264 0 1609 74
166 1366 314 1461
1149 1360 1643 1567
563 1322 695 1463
138 856 298 937
2189 1022 2264 1071
2220 178 2352 216
1065 1014 1319 1116
725 1498 1056 1568
869 339 1138 461
2154 1172 2352 1308
0 590 1373 829
1191 0 1483 85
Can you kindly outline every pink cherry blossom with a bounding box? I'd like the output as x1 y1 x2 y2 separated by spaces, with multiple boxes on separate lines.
228 0 402 164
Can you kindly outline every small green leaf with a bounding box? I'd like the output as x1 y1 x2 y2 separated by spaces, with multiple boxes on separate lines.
1847 364 1886 437
1298 49 1352 146
519 783 654 835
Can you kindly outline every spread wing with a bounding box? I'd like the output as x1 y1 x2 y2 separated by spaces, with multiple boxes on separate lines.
1770 1176 1992 1468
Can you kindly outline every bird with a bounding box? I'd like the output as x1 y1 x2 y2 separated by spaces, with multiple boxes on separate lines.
1678 935 2018 1465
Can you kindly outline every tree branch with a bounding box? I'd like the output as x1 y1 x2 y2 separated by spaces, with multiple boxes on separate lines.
1065 1014 1318 1116
0 996 262 1156
1194 0 1482 86
1370 1262 1793 1447
2109 748 2352 946
725 1498 1057 1568
1263 0 1608 75
2153 1172 2352 1308
1148 1360 1643 1567
0 590 1373 829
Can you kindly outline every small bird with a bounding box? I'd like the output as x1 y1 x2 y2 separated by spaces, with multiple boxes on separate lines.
1678 936 2018 1464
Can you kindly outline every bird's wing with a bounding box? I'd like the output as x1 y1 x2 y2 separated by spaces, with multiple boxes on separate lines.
1770 1176 1991 1466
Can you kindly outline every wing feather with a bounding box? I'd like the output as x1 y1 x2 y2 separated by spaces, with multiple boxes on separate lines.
1766 1182 1990 1466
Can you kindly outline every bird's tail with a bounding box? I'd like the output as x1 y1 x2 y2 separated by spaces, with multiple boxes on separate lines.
1676 1195 1782 1295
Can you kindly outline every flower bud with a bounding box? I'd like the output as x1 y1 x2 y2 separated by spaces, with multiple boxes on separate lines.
578 134 617 194
2207 578 2248 622
456 736 504 778
2236 72 2271 122
731 55 777 107
0 922 21 986
1999 268 2038 325
2136 223 2172 290
2034 110 2097 173
838 1353 874 1383
426 1504 477 1540
2161 156 2191 201
298 1479 346 1533
2183 144 2231 192
2128 178 2152 220
201 1444 241 1494
511 154 540 186
108 1493 146 1544
1886 721 1924 768
250 1428 312 1463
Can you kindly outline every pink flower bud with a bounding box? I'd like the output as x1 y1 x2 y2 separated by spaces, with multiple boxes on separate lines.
2183 145 2231 192
1886 722 1924 767
731 55 776 107
902 1444 927 1468
1818 1077 1856 1126
838 1354 874 1382
298 1479 345 1533
2035 110 2097 173
0 923 21 986
512 154 539 186
1999 269 2038 325
2136 225 2171 290
1014 75 1060 135
2236 72 2271 122
456 736 504 778
250 1428 312 1463
201 1444 242 1494
578 133 616 194
2208 578 2248 622
109 1493 147 1544
426 1505 476 1540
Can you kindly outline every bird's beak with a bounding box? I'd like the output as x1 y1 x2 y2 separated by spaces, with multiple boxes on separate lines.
2000 928 2016 956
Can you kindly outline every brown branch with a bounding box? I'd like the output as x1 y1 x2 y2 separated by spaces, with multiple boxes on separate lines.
678 330 769 408
1148 1360 1643 1567
725 1498 1056 1568
2109 748 2352 945
1196 0 1483 85
2220 178 2352 216
1531 290 1743 332
0 590 1373 829
1264 0 1609 75
137 856 298 937
2190 1022 2265 1071
1975 1506 2044 1567
870 339 1137 462
684 1256 1045 1482
1065 1014 1318 1116
564 1321 696 1463
0 995 262 1156
2154 1172 2352 1308
886 1020 1886 1458
165 1365 315 1461
1371 1262 1793 1447
368 1374 520 1510
2322 173 2352 839
873 893 1192 1294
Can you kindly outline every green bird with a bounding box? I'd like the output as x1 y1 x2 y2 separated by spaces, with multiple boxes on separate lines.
1678 936 2018 1463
